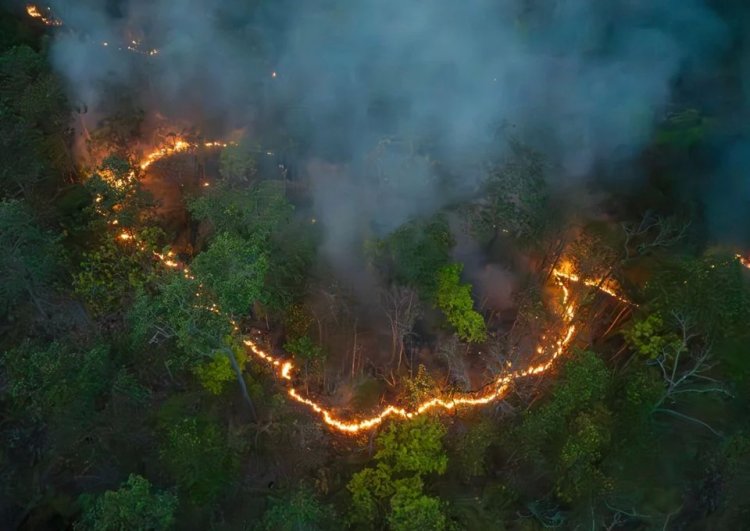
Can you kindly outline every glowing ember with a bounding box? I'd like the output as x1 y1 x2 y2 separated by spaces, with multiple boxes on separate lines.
239 267 591 435
140 139 231 170
26 4 62 26
111 139 630 435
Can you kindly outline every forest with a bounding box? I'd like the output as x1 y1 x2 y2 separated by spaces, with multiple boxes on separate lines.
1 1 750 529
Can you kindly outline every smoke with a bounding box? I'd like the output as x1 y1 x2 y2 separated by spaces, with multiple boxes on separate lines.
24 0 740 258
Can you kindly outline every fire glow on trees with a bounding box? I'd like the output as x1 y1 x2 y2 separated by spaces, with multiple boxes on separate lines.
26 5 158 55
26 4 61 27
111 140 750 436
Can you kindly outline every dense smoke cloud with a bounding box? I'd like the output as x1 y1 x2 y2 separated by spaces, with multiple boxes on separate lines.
23 0 744 255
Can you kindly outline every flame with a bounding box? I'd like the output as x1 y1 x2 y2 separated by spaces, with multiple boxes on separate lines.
109 138 633 435
737 254 750 270
124 209 615 435
26 5 157 54
26 5 62 26
239 268 585 435
140 139 230 170
552 260 631 304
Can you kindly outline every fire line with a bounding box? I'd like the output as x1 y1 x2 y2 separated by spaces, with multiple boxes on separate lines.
113 139 750 435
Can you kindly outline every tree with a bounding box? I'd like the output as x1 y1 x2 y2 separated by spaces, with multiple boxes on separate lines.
284 335 326 390
191 231 268 317
0 199 63 318
3 341 110 427
258 488 337 531
369 215 454 297
74 227 163 316
435 263 487 343
348 417 447 528
381 285 421 371
84 156 149 227
514 350 613 503
625 311 731 437
388 476 446 531
76 474 177 531
453 418 498 480
0 45 70 197
188 180 292 241
129 274 254 407
159 416 238 505
219 141 257 184
645 252 750 339
467 139 548 249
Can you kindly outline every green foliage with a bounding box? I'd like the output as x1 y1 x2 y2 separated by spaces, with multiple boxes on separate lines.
654 108 710 150
646 252 750 338
0 45 70 196
454 418 498 479
192 231 268 317
192 347 247 395
2 342 110 446
435 263 487 343
258 488 337 531
469 139 548 246
129 274 234 367
261 218 318 314
74 232 161 316
284 335 325 361
555 406 612 502
348 464 394 526
517 350 610 451
515 351 613 503
159 416 238 505
348 417 448 528
388 476 446 531
84 156 146 226
284 303 315 340
622 313 683 360
0 199 63 316
188 180 292 241
219 141 257 183
77 474 177 531
403 364 438 408
369 215 454 296
375 417 448 475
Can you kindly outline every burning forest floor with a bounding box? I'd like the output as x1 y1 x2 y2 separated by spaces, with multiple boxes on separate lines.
111 135 645 437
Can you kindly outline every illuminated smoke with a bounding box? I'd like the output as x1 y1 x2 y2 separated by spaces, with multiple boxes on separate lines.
103 142 749 435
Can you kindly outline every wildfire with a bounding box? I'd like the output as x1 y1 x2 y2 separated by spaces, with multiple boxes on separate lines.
26 5 158 54
737 254 750 270
122 205 610 434
110 139 629 436
140 139 231 170
26 4 62 27
240 268 584 435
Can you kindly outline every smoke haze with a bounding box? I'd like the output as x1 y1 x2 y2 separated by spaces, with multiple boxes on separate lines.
15 0 749 253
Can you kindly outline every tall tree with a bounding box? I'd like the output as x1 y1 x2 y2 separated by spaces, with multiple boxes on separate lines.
0 45 70 197
0 199 63 319
76 475 177 531
435 263 487 343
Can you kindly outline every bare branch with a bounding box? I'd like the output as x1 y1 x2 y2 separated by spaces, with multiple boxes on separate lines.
654 408 722 437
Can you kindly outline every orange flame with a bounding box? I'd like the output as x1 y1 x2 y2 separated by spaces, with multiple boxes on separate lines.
26 5 62 26
240 270 583 435
111 140 631 435
737 254 750 270
140 139 230 170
